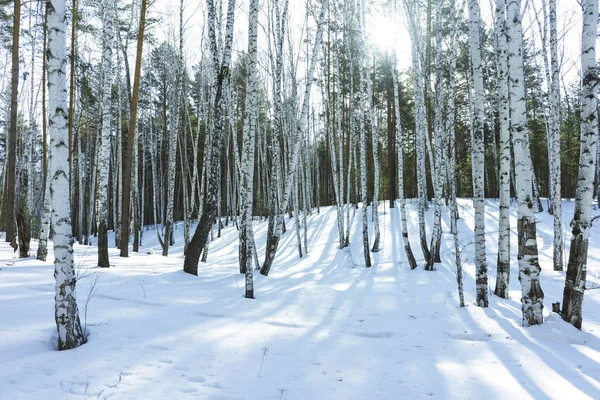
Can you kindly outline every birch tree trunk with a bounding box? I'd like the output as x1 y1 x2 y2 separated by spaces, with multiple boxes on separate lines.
96 0 114 268
345 4 355 247
426 0 444 270
239 0 259 299
507 0 544 326
561 0 598 330
162 51 181 257
549 0 563 271
357 0 371 267
404 0 430 263
266 0 289 267
446 0 460 225
392 67 417 269
47 0 85 350
361 1 380 253
184 0 236 275
260 0 327 276
5 0 20 247
468 0 488 306
37 9 50 262
494 0 511 299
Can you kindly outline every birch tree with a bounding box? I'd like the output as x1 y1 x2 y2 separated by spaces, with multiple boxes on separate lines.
468 0 488 306
494 0 510 299
392 66 417 269
561 0 598 330
260 0 328 276
266 0 289 263
361 1 380 253
184 0 236 275
5 0 20 249
426 0 445 270
37 9 50 262
357 0 371 267
162 46 181 257
403 0 430 263
96 0 114 268
239 0 259 298
47 0 85 350
507 0 544 326
548 0 563 271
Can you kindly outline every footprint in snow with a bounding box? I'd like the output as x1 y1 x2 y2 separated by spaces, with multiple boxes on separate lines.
263 320 305 329
203 381 223 389
196 311 226 318
145 344 169 351
187 376 206 383
353 331 394 339
179 387 198 393
158 358 173 364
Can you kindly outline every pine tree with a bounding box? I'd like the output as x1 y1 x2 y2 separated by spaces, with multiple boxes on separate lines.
120 0 148 257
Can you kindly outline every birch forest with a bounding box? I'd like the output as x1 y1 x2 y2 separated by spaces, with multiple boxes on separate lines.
1 0 600 397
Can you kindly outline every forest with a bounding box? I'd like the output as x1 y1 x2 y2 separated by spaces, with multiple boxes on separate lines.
0 0 599 398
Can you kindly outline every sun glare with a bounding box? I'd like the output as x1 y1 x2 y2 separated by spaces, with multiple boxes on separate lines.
370 13 397 51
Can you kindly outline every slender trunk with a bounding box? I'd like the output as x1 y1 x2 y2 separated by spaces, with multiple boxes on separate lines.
239 0 259 297
507 0 544 326
494 0 511 298
48 0 85 350
404 0 430 263
561 0 598 330
260 0 328 276
184 0 236 275
549 0 563 271
37 6 50 262
5 0 21 247
96 0 114 268
68 0 77 228
468 0 488 306
426 0 445 270
120 0 148 257
358 2 371 267
392 67 417 269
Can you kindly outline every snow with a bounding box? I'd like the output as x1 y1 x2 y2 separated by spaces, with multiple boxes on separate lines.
1 199 600 399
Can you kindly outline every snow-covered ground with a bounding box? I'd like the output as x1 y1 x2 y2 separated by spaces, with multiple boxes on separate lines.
1 199 599 399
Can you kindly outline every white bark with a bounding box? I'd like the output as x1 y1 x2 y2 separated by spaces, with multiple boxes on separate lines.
392 67 417 270
260 0 327 276
427 0 444 270
494 0 510 298
403 0 430 263
468 0 488 306
357 0 371 267
96 0 114 268
361 1 380 253
334 43 345 249
48 0 85 350
507 0 544 326
163 45 181 256
325 78 344 249
239 0 259 298
561 0 598 330
549 0 563 271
